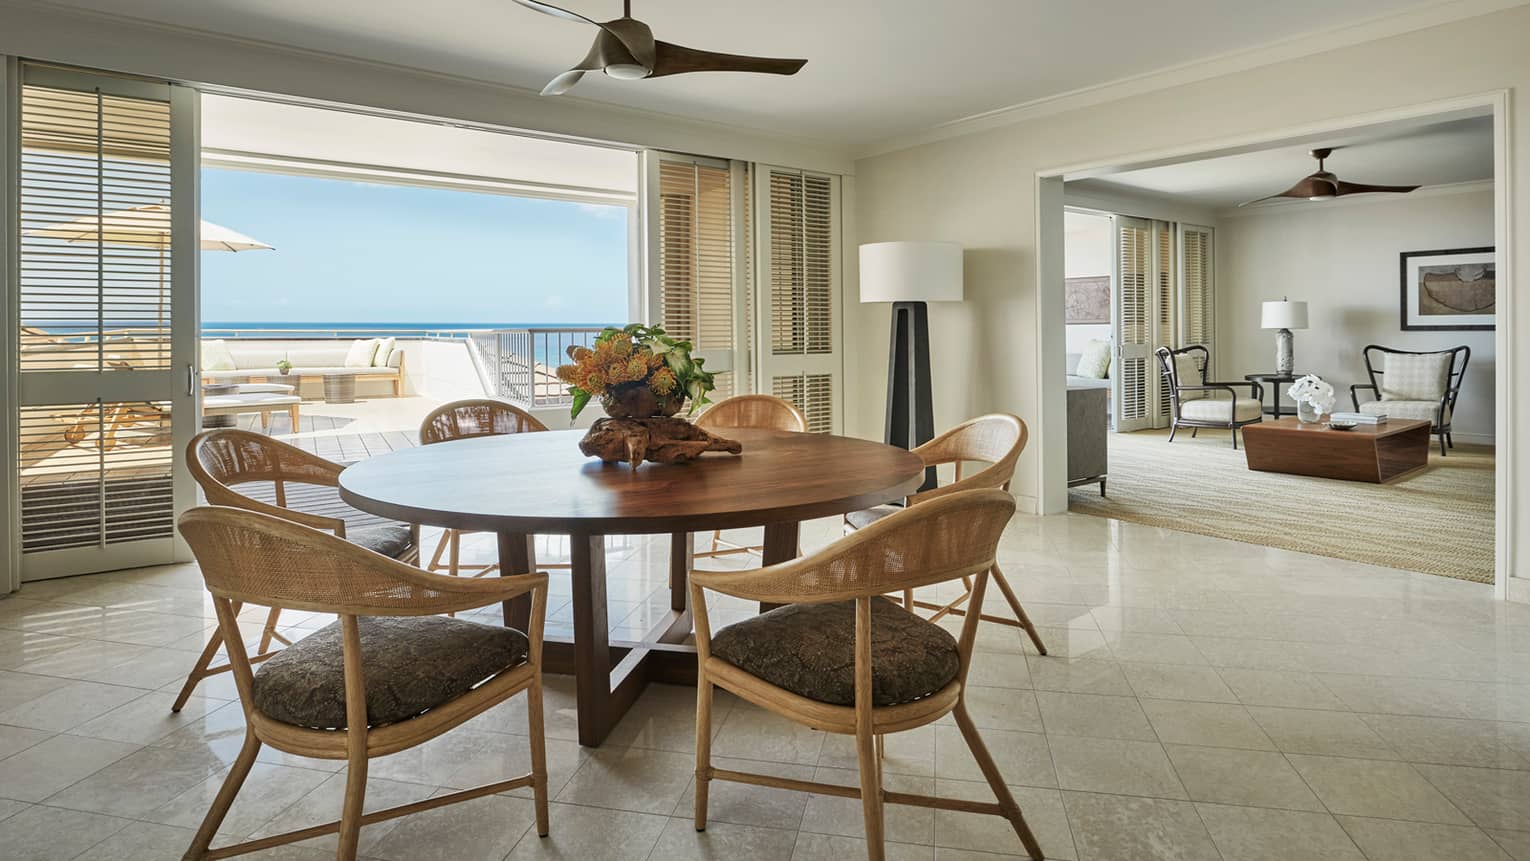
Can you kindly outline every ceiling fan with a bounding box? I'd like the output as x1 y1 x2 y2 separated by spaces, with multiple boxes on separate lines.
512 0 808 96
1238 147 1420 206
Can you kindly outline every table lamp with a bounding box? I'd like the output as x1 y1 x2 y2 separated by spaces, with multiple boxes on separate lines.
1261 298 1308 376
859 241 963 491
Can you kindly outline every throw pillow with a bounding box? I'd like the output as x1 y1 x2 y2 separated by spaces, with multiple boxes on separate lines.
1173 354 1207 400
201 339 237 372
372 337 396 368
344 338 381 368
1075 340 1111 379
1380 352 1451 401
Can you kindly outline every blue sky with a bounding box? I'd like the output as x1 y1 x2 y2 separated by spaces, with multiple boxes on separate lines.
200 168 630 324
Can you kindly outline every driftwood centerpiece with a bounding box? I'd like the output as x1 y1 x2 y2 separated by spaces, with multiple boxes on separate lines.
579 416 742 468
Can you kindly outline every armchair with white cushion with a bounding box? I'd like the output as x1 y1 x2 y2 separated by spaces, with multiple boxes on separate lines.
1155 345 1264 449
1350 344 1468 456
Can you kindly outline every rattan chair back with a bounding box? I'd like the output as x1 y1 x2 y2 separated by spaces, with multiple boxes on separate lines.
419 399 548 445
695 394 808 432
910 413 1027 503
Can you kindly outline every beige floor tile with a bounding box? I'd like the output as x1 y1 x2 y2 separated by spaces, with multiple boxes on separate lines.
1047 736 1185 799
366 790 536 861
652 816 799 860
505 803 667 860
44 744 230 819
1216 668 1348 710
68 690 220 745
1412 763 1530 831
1025 658 1133 696
712 703 826 764
0 724 52 760
250 771 438 855
1139 699 1273 750
933 779 1075 860
1034 691 1156 741
0 679 144 731
72 820 199 861
1104 633 1208 665
603 681 727 753
0 803 130 861
1090 606 1182 635
1164 744 1323 810
965 652 1033 689
1359 713 1530 769
934 725 1056 789
944 686 1044 734
1287 755 1471 825
0 733 140 802
147 761 332 841
1060 791 1218 861
555 745 694 814
820 725 935 776
1247 705 1399 759
1196 803 1364 861
1120 663 1237 703
800 768 934 845
789 831 935 860
682 756 815 829
1487 829 1530 860
1337 816 1513 861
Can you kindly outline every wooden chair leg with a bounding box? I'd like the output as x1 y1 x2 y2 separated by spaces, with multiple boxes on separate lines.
991 564 1046 655
337 744 369 859
182 728 262 860
288 404 300 431
855 720 886 860
256 606 283 656
694 679 714 831
526 678 550 838
953 702 1044 861
172 599 242 713
449 530 462 578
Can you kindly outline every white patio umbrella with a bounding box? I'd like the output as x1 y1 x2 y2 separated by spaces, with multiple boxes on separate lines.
26 202 273 327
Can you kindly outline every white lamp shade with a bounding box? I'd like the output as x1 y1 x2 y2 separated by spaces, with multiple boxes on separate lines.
1261 300 1309 330
859 241 963 303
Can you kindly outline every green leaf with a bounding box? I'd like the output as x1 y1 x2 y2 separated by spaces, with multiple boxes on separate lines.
569 389 591 421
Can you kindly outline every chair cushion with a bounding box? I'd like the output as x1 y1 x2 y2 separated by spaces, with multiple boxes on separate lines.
1173 355 1206 400
710 597 960 707
348 524 416 560
372 337 396 368
344 338 381 368
1381 352 1451 401
1074 339 1111 380
844 505 899 531
1358 399 1449 425
252 616 529 729
1179 397 1262 423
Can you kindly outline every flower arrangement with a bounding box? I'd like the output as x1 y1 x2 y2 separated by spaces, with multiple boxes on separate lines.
557 323 715 420
1287 374 1335 421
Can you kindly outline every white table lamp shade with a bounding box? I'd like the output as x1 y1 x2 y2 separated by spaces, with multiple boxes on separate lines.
1261 300 1309 330
859 241 963 303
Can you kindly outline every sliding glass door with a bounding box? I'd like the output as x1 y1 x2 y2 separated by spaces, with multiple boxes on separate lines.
8 63 200 581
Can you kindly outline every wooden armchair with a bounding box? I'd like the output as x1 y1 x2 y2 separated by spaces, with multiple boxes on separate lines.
1350 344 1469 456
418 399 559 578
845 413 1046 655
1156 345 1264 449
691 490 1044 861
176 506 550 860
692 394 808 561
173 429 421 713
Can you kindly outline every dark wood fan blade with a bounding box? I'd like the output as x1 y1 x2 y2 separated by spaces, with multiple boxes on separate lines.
1333 180 1420 196
1237 175 1337 207
541 68 587 96
512 0 597 26
650 41 807 78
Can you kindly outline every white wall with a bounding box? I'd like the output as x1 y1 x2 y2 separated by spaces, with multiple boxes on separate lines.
1220 188 1495 441
1064 211 1113 357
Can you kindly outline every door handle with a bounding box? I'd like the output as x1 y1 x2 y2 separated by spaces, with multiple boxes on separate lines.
187 363 197 397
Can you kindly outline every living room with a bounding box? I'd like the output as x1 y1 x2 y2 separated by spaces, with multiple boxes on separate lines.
1061 114 1497 585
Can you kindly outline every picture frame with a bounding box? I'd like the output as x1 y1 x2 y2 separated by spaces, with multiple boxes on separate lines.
1065 276 1111 325
1399 246 1495 331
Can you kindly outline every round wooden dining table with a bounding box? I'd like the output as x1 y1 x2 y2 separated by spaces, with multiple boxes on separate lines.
339 426 925 746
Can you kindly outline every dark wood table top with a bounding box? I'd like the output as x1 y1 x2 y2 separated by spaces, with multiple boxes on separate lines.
1242 417 1431 439
339 427 927 535
1243 372 1310 382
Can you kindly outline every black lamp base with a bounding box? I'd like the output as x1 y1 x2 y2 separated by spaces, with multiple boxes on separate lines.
886 301 937 492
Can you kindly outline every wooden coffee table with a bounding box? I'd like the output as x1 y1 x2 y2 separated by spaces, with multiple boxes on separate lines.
1242 417 1431 483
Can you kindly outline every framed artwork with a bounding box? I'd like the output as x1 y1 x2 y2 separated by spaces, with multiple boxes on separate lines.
1399 247 1495 331
1065 276 1111 324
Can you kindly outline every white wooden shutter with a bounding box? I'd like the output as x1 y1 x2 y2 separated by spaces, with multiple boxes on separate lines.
753 166 841 433
12 65 200 580
1152 221 1176 427
1179 224 1215 367
643 153 743 400
1113 216 1153 432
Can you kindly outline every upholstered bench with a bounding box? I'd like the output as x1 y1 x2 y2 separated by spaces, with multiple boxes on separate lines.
203 392 301 431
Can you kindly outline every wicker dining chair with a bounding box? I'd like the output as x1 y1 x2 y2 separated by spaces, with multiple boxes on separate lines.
173 429 421 713
691 489 1044 861
176 506 550 860
418 399 563 579
693 394 808 560
843 414 1045 655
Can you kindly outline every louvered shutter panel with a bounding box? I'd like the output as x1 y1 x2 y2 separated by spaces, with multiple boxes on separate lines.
1180 225 1215 366
1153 222 1176 426
1113 217 1153 432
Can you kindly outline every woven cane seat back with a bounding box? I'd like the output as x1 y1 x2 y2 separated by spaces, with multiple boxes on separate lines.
419 399 548 445
695 394 808 432
909 414 1027 502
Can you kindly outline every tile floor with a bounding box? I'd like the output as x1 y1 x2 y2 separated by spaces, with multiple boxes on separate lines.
0 514 1527 860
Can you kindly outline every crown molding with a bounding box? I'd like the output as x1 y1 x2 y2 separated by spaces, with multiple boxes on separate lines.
857 0 1530 161
1216 179 1495 218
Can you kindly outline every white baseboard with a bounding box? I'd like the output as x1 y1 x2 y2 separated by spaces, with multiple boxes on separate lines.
1451 432 1495 446
1510 576 1530 605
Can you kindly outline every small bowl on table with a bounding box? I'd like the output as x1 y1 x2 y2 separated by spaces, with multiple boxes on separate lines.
1326 420 1358 431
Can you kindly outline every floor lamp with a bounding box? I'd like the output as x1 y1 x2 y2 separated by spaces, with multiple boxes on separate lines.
859 241 964 492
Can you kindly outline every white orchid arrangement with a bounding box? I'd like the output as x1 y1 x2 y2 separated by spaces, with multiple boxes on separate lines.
1287 374 1336 416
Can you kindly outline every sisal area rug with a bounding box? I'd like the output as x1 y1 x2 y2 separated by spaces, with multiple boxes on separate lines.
1069 427 1495 583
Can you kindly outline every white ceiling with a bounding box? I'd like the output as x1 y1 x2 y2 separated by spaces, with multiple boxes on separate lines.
1068 116 1494 210
37 0 1447 147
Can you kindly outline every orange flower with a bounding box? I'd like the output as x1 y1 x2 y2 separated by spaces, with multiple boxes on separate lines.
650 367 677 395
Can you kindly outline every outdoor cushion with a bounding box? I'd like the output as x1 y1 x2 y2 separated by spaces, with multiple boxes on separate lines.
348 524 416 560
386 348 405 369
1380 352 1451 401
251 616 529 729
1359 399 1449 426
202 339 237 372
845 504 899 531
710 597 961 707
202 366 399 379
344 338 381 368
1173 354 1206 400
1075 339 1111 380
1180 397 1262 423
372 337 396 368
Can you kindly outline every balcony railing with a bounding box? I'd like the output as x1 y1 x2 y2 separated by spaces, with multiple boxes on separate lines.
469 327 607 408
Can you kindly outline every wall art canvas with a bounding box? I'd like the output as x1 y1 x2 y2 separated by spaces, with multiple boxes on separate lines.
1065 276 1111 325
1400 247 1494 331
